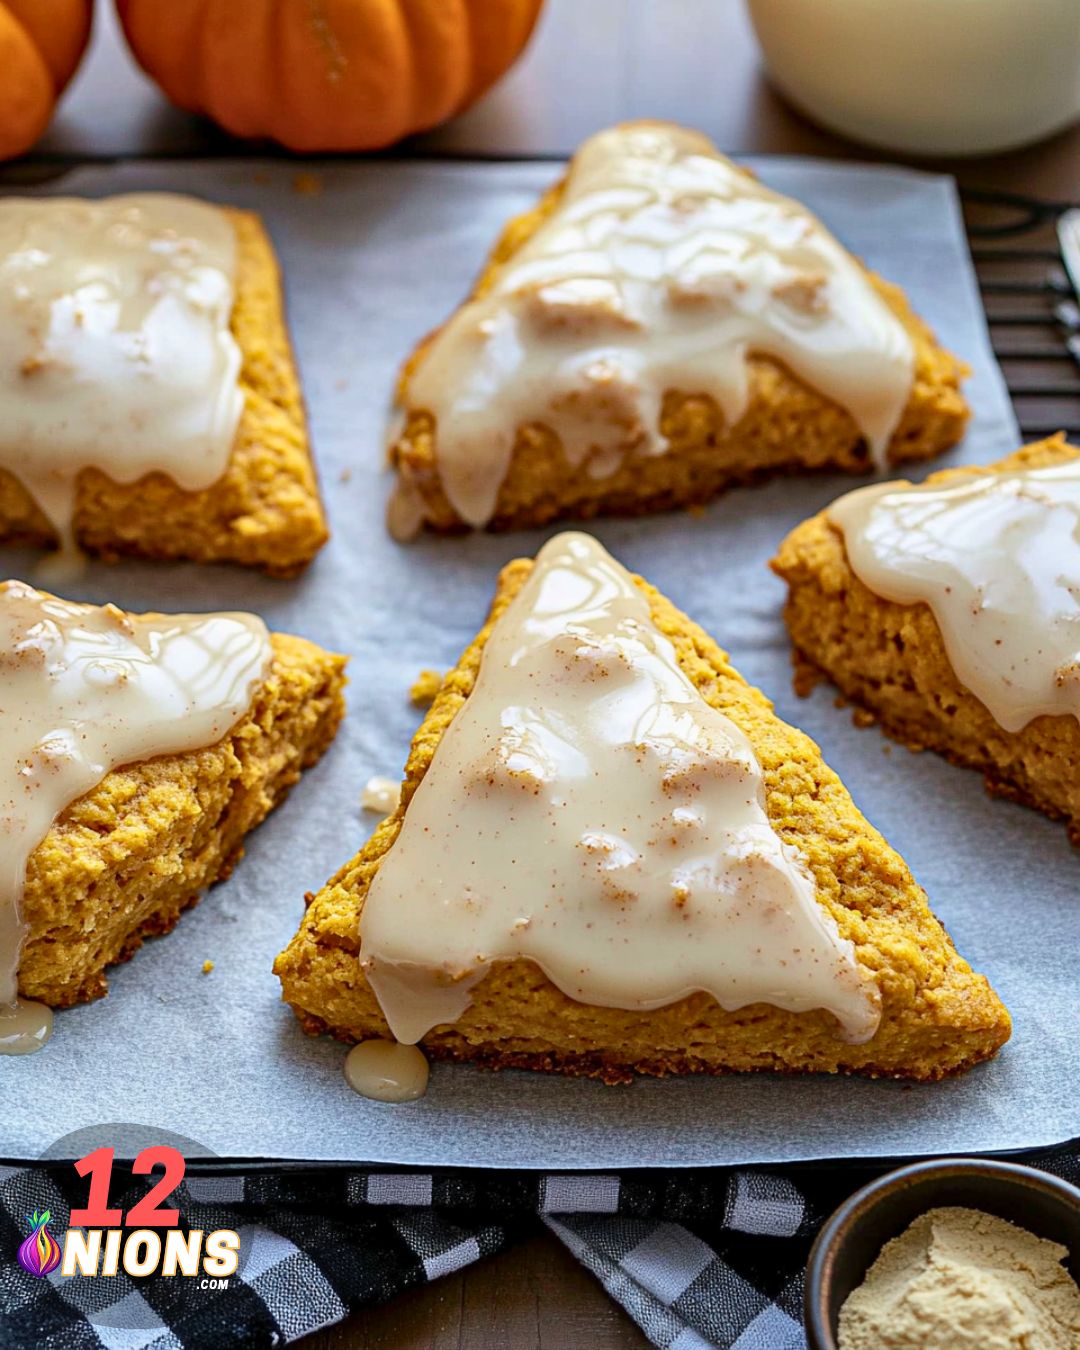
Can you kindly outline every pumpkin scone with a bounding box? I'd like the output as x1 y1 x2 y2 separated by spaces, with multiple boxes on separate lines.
0 194 327 575
387 121 968 538
773 434 1080 842
0 581 346 1053
275 533 1009 1084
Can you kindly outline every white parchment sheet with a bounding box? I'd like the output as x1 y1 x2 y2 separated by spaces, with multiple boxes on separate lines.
2 156 1072 1168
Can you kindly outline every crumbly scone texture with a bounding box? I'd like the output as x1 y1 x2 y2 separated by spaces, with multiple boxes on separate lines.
0 209 328 575
19 632 347 1007
389 140 970 534
772 433 1080 842
275 560 1009 1083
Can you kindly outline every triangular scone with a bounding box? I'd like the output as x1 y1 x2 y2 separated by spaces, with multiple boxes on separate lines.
773 434 1080 842
275 535 1009 1082
0 204 327 575
388 121 968 537
13 595 347 1008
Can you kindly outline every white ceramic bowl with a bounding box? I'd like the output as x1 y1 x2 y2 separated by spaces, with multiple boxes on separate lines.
746 0 1080 156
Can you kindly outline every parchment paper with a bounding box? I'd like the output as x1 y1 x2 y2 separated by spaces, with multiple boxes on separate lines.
2 156 1073 1168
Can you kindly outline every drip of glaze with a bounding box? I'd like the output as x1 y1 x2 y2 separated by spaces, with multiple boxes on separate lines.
362 776 401 817
344 1040 430 1102
0 997 53 1055
0 193 244 565
33 542 88 591
0 581 271 1054
386 477 426 544
400 123 914 530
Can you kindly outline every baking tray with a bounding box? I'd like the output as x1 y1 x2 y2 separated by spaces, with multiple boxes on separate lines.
1 156 1074 1169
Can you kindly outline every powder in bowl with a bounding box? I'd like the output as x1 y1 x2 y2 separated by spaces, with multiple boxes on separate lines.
838 1205 1080 1349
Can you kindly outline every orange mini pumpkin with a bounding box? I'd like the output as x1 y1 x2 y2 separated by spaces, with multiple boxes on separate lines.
0 0 92 159
115 0 544 152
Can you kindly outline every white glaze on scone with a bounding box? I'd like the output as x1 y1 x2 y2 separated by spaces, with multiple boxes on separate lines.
0 194 243 557
0 582 269 1052
397 124 914 529
830 459 1080 733
359 532 881 1046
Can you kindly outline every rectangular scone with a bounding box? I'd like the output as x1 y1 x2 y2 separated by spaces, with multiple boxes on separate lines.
772 434 1080 842
275 544 1009 1083
0 202 327 575
19 632 346 1007
389 122 969 535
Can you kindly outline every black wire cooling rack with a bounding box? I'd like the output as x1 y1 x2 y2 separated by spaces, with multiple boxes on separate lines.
962 188 1080 441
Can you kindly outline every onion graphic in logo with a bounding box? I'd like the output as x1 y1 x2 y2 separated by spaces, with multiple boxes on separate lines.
17 1209 62 1278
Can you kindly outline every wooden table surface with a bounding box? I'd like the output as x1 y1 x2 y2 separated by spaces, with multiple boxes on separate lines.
33 4 1079 1347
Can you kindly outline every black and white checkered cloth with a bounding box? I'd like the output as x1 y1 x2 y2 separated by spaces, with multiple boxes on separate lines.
2 1144 1077 1349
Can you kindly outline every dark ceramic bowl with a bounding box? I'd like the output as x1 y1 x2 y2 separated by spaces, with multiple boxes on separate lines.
804 1157 1080 1350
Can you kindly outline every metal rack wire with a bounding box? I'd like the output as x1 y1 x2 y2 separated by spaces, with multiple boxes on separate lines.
962 189 1080 441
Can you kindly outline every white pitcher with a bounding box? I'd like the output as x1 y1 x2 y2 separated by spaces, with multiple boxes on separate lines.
746 0 1080 156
